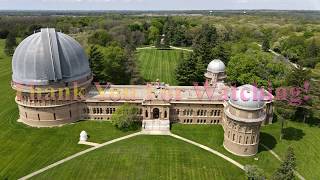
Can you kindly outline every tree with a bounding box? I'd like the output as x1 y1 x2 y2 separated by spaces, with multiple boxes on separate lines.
274 101 296 140
0 29 9 39
148 26 160 45
244 165 266 180
306 39 318 58
111 103 140 131
4 33 17 56
88 45 104 82
176 52 197 85
212 43 231 65
272 147 296 180
262 38 270 52
88 30 112 46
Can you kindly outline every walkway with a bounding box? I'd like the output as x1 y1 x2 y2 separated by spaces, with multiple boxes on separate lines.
261 144 305 180
18 132 142 180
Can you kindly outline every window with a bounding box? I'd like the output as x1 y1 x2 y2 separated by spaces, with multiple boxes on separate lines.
232 134 235 141
38 114 40 121
187 119 189 123
93 108 96 114
177 109 180 115
106 108 109 114
204 119 206 123
25 112 27 119
69 110 72 118
53 113 56 120
140 108 142 115
164 111 167 118
214 110 217 116
100 108 103 114
228 131 230 138
246 137 249 144
200 110 203 116
183 119 186 123
217 110 221 116
197 110 200 116
204 110 207 116
145 110 148 118
214 120 216 124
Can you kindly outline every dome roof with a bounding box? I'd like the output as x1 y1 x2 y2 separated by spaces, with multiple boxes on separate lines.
229 84 266 110
12 28 91 85
207 59 225 73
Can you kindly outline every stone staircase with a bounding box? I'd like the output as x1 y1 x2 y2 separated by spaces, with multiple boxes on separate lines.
142 119 170 135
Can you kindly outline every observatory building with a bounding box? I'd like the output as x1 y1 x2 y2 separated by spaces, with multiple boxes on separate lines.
11 28 273 156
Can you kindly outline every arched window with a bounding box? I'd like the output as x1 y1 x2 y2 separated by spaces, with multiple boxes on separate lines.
100 108 103 114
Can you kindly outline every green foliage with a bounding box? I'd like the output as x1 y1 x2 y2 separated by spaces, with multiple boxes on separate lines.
0 29 9 39
262 38 270 52
272 147 296 180
4 33 17 56
88 30 112 46
212 43 231 65
100 43 130 84
286 65 311 87
226 50 288 87
88 45 104 82
148 26 160 45
176 53 197 85
111 103 140 131
244 165 266 180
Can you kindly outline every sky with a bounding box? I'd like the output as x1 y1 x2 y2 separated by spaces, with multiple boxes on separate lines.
0 0 319 10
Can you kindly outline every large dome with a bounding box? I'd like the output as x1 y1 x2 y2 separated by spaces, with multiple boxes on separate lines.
12 28 91 85
229 84 266 110
207 59 225 73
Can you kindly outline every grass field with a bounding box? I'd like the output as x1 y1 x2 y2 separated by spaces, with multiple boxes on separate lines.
137 48 187 85
0 40 137 179
33 136 245 180
172 121 320 180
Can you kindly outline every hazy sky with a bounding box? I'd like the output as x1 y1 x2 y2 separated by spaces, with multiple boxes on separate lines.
0 0 319 10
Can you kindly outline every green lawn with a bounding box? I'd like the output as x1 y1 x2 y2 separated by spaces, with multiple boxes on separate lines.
172 121 320 180
137 48 187 85
0 39 137 179
33 136 245 180
171 124 280 179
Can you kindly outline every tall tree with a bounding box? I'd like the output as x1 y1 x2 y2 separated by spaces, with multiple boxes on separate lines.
4 33 17 56
212 43 231 65
272 147 296 180
262 38 270 52
88 45 104 82
176 52 197 85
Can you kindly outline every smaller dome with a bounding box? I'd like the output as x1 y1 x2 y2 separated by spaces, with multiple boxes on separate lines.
79 130 88 141
229 84 266 110
207 59 225 73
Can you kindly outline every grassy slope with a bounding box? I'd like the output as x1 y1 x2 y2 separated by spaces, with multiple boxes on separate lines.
0 40 136 179
172 121 320 179
137 49 185 85
33 136 245 180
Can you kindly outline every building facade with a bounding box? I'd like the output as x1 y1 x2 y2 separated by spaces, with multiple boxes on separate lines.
12 28 273 156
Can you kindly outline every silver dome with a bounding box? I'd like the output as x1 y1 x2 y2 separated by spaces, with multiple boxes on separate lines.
12 28 91 85
229 84 266 110
207 59 225 73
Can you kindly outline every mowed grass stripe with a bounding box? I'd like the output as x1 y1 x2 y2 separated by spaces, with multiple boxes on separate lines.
137 49 186 85
33 136 245 180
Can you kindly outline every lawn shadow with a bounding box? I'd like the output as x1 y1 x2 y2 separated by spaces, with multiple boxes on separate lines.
259 132 277 152
282 127 305 141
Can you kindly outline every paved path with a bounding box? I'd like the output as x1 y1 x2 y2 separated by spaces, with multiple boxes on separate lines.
78 141 101 147
261 144 305 180
18 132 142 180
169 46 194 52
170 133 244 170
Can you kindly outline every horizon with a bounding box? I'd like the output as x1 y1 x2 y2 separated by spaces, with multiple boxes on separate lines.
0 0 319 11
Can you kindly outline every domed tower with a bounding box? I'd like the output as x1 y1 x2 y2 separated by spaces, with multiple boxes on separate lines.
205 59 226 85
11 28 92 127
223 85 266 156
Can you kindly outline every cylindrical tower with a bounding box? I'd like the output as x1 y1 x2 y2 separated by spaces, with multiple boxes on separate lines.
11 28 92 127
223 85 266 156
